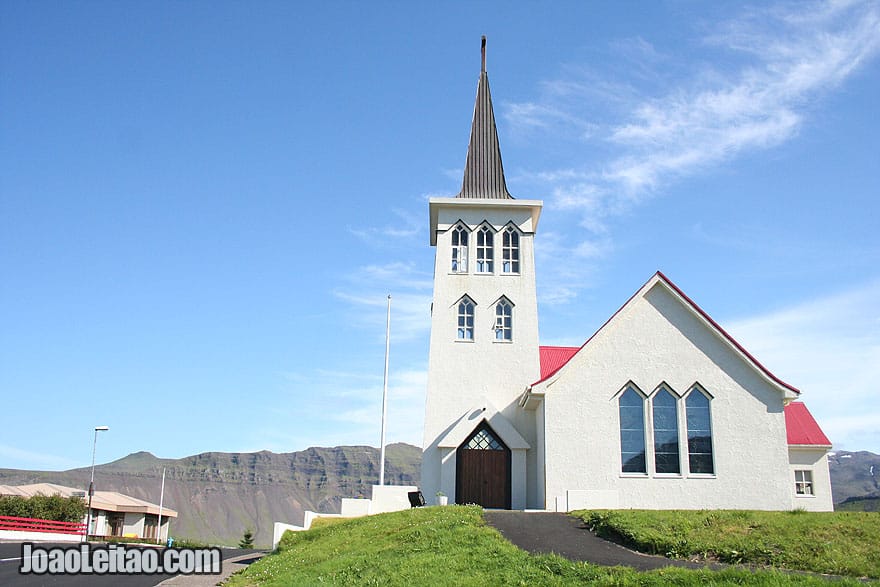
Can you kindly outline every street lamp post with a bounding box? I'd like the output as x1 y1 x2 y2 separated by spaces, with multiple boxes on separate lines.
86 426 109 542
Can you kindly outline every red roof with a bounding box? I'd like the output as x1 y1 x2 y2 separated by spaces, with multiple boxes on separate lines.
785 402 832 446
532 271 800 395
538 346 580 380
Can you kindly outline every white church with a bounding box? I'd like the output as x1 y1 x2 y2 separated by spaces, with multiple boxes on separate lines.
420 39 834 513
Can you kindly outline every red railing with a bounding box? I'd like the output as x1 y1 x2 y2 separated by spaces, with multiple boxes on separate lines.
0 515 86 536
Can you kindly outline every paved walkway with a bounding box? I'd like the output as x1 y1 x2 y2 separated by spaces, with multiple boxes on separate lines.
483 511 721 572
156 551 265 587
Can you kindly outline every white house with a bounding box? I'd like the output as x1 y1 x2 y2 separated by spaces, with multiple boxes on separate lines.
0 483 178 540
421 38 833 513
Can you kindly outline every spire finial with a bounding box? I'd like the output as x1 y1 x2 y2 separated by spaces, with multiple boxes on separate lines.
481 35 486 73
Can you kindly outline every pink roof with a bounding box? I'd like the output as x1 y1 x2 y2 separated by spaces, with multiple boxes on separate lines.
785 402 832 446
533 271 800 395
539 346 580 380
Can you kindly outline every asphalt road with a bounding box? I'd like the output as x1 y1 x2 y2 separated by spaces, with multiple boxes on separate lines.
0 542 259 587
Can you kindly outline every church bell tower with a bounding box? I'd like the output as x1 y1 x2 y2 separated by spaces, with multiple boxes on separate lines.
421 37 543 509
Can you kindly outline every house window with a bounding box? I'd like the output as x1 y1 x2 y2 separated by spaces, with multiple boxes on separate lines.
795 470 814 495
476 225 494 273
685 389 714 474
451 224 469 273
619 386 647 473
457 296 475 340
502 226 520 273
494 298 512 341
652 388 680 474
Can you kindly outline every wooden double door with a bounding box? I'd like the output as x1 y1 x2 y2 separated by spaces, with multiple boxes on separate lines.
456 422 511 509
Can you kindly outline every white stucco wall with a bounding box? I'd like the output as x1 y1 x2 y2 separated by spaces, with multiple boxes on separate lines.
122 512 144 537
422 198 542 508
541 281 795 511
788 448 834 511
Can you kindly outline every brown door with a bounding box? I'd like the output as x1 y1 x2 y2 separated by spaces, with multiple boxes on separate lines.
456 422 511 509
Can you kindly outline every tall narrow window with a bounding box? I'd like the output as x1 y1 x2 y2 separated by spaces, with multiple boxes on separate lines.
456 296 475 340
619 387 646 473
502 226 520 273
451 224 468 273
476 225 494 273
685 389 714 474
494 298 512 341
652 388 680 474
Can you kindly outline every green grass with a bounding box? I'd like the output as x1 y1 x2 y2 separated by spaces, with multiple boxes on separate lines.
575 509 880 579
224 506 869 586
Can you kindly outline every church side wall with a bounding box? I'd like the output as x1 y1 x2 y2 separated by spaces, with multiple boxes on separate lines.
543 283 794 511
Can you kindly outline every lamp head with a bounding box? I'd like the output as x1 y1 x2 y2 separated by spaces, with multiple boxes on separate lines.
95 426 109 431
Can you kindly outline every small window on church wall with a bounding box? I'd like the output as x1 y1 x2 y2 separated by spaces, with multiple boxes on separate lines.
652 388 680 474
502 227 520 273
494 299 512 341
619 387 647 473
451 225 469 273
685 389 714 475
794 470 813 495
457 297 475 340
476 225 494 273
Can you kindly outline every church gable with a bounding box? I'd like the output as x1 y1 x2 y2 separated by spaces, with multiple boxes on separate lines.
530 272 798 403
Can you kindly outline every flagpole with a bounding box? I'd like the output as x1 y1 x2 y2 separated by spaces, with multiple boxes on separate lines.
156 467 165 544
379 294 391 486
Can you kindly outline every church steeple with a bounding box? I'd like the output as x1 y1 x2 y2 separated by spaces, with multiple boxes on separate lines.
458 36 512 200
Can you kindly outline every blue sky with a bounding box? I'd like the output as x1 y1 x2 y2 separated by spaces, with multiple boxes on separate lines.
2 1 878 471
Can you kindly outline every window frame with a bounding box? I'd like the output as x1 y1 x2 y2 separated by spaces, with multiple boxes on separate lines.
618 384 648 475
475 223 495 274
794 469 814 496
455 295 476 341
650 385 682 476
684 386 715 477
493 297 513 342
501 224 521 274
451 223 469 274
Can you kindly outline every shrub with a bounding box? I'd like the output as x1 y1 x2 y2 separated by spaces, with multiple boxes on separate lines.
0 493 87 522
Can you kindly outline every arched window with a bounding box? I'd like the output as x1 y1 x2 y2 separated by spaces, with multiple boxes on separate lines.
685 389 714 474
502 226 520 273
456 296 475 340
451 224 469 273
652 388 680 474
475 225 494 273
618 386 646 473
494 298 513 341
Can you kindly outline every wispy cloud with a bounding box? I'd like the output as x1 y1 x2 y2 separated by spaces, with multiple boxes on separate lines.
348 208 423 243
0 444 81 471
506 0 880 304
725 279 880 452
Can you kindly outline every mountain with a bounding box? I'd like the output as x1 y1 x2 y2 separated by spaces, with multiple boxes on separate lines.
0 443 421 548
828 450 880 509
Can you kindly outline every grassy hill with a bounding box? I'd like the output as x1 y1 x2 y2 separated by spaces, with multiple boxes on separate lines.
0 443 420 548
225 506 872 586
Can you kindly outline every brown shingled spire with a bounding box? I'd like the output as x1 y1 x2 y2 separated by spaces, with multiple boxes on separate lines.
457 36 513 199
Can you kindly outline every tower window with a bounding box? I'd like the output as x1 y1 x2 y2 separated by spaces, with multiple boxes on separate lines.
502 226 520 273
476 225 494 273
456 296 475 340
494 298 512 341
451 224 469 273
